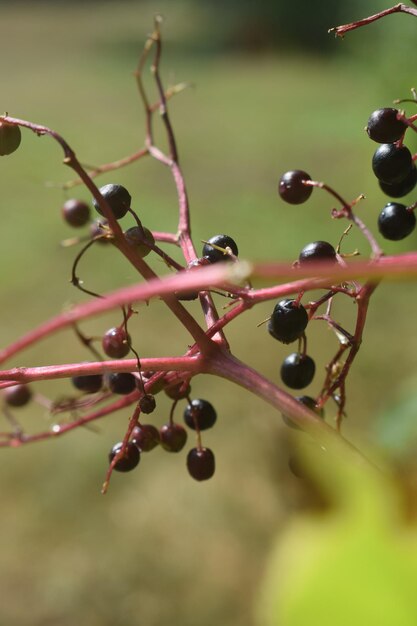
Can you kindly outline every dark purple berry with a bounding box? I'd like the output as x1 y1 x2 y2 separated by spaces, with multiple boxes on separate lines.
366 108 407 144
93 184 131 220
124 226 155 258
267 299 308 344
131 424 160 451
109 441 140 472
139 394 156 414
160 423 188 452
62 199 90 227
3 384 32 407
202 235 238 263
183 399 217 431
282 395 324 429
378 202 416 241
0 122 21 156
102 327 131 359
280 353 315 389
379 165 417 198
187 447 215 481
107 373 137 395
71 373 103 394
278 170 313 204
175 259 203 301
165 381 191 400
372 144 413 185
298 241 337 265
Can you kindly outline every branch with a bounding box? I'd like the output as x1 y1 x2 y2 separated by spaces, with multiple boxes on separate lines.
329 3 417 38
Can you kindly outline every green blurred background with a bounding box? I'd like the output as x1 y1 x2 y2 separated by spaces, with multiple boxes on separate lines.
1 1 417 624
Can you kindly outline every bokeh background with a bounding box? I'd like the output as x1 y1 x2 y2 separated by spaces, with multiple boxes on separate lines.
1 1 417 624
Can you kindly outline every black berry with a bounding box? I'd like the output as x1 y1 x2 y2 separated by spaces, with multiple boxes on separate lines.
102 327 131 359
131 424 160 451
278 170 313 204
372 144 413 185
3 384 32 407
109 441 140 472
71 373 103 394
267 299 308 344
202 235 238 263
378 202 416 241
160 423 188 452
280 353 316 389
183 399 217 431
93 184 131 220
298 241 337 265
62 199 91 227
124 226 155 258
187 447 215 481
165 381 191 400
107 373 137 395
175 259 203 302
0 122 21 156
282 395 324 429
379 165 417 198
366 108 407 144
139 394 156 414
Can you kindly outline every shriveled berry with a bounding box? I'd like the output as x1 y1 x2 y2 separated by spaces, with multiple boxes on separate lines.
278 170 313 204
366 108 407 144
102 327 131 359
282 395 324 429
62 199 91 227
298 241 337 265
139 394 156 414
124 226 155 258
109 441 140 472
267 299 308 344
3 384 32 407
160 423 187 452
281 353 315 389
183 399 217 431
71 374 103 394
379 165 417 198
165 381 191 400
187 447 215 481
202 235 238 263
372 144 413 185
378 202 416 241
131 424 160 451
0 122 21 156
107 373 137 395
93 183 131 220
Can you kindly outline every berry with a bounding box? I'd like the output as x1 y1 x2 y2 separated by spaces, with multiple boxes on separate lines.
165 381 191 400
102 327 131 359
183 399 217 431
378 202 416 241
124 226 155 258
71 373 103 394
175 259 203 302
107 373 137 395
267 299 308 344
372 144 413 185
298 241 337 265
160 423 187 452
93 183 131 220
187 447 215 481
109 441 140 472
3 384 32 407
366 108 407 144
202 235 238 263
139 394 156 414
282 395 324 429
280 353 316 389
0 122 21 156
379 165 417 198
61 199 91 227
278 170 313 204
131 424 160 451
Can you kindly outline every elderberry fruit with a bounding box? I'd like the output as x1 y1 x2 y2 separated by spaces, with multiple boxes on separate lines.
366 108 407 144
378 202 416 241
0 122 21 156
183 399 217 431
93 183 131 220
282 395 324 429
298 241 337 265
187 447 215 481
379 165 417 198
268 299 308 344
109 441 140 472
71 373 103 394
139 394 156 414
278 170 313 205
202 235 238 263
131 424 160 451
165 381 191 400
372 144 413 185
102 327 131 359
281 353 315 389
3 384 32 407
160 423 187 452
175 259 203 301
107 373 137 395
62 199 91 227
124 226 155 258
